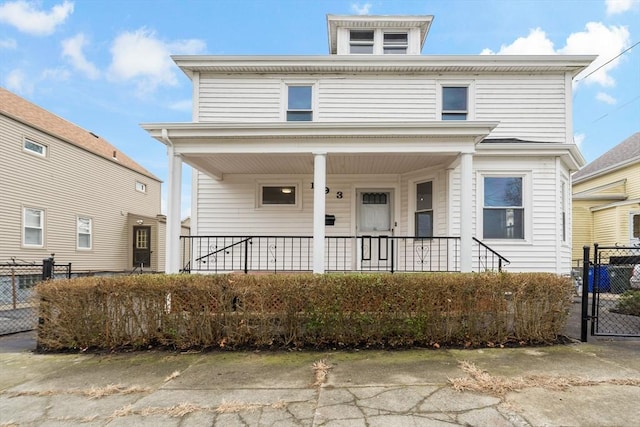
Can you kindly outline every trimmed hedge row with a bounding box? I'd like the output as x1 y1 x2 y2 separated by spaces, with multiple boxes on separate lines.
36 273 573 351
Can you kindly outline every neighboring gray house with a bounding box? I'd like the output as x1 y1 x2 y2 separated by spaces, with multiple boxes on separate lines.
143 14 593 275
0 87 165 272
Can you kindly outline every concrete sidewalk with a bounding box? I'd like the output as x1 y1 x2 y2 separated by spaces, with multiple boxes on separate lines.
1 329 639 427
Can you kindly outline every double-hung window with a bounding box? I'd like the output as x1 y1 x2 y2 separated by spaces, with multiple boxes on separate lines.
286 85 313 121
483 177 524 239
383 33 408 54
24 208 44 247
415 181 433 237
561 181 567 242
350 30 374 54
77 217 92 250
442 86 468 120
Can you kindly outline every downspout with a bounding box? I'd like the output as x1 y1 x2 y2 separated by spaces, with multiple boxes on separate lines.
162 129 182 274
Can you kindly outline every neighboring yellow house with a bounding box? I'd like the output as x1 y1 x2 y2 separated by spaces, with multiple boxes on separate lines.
572 132 640 264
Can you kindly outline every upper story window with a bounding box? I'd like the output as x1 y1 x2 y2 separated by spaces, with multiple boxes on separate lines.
383 33 408 54
24 139 47 157
442 86 468 120
483 176 524 239
286 85 313 121
349 30 409 54
350 30 374 54
23 207 44 247
135 181 147 193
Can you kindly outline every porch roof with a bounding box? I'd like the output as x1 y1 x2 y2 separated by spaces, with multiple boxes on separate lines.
140 121 498 179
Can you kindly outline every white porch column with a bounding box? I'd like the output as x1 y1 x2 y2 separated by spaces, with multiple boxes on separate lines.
460 152 473 272
165 144 183 273
313 152 327 274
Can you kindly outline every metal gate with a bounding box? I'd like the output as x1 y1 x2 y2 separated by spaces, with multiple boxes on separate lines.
0 258 71 335
580 244 640 340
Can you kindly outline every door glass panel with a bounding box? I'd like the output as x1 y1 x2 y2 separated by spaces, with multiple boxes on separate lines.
359 192 390 232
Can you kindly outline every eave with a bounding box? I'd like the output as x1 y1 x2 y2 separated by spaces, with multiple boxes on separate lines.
475 142 586 171
172 55 596 79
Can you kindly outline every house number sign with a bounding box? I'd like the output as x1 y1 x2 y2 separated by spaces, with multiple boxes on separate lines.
311 182 343 199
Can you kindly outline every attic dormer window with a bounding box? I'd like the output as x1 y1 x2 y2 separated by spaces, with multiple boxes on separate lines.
383 33 408 54
350 30 374 54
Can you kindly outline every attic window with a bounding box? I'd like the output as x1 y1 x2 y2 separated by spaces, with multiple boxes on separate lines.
24 139 47 157
350 30 374 54
136 181 147 193
383 33 408 54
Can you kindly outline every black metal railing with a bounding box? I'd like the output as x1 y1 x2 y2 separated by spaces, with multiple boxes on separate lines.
472 237 510 272
181 235 507 274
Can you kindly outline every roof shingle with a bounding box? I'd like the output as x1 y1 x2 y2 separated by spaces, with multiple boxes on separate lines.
573 132 640 182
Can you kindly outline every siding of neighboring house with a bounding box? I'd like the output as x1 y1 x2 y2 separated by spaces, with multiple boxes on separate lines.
572 161 640 261
197 74 568 143
0 94 162 272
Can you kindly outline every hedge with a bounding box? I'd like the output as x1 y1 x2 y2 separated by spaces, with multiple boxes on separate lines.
36 272 573 351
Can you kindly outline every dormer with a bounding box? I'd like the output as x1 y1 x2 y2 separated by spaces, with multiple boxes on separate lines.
327 14 433 55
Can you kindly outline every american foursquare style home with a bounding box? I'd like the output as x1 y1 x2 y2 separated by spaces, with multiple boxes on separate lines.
142 15 594 275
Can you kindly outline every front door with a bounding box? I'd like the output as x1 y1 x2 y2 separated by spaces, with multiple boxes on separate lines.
356 190 394 271
133 226 151 268
631 212 640 246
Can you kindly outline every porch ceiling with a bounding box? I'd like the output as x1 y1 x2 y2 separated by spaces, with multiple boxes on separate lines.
184 152 457 176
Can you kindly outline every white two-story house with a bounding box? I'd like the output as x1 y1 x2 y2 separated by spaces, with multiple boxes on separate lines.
143 14 592 275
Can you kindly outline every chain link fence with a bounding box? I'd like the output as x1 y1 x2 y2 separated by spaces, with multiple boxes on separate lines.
590 245 640 337
0 259 71 335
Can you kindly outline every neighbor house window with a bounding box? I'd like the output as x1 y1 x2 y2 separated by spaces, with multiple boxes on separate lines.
483 177 524 239
24 139 47 157
135 181 147 193
77 217 92 249
383 32 408 54
415 181 433 237
286 85 313 121
23 208 44 247
261 185 297 205
442 86 468 120
350 30 374 54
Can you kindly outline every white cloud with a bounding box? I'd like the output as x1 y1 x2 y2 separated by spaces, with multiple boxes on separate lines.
168 99 192 112
560 22 630 87
0 38 17 49
351 2 372 15
481 22 631 88
0 0 73 36
41 67 70 81
62 33 100 79
605 0 639 15
481 28 555 55
108 28 205 95
574 133 586 149
5 68 33 94
596 92 617 105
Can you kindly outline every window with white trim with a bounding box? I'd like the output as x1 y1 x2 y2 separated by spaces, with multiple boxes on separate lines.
415 181 433 237
24 139 47 157
383 32 408 54
350 30 374 54
286 85 313 121
483 176 524 239
561 181 567 242
135 181 147 193
442 86 468 120
77 216 92 250
260 185 297 206
23 207 44 247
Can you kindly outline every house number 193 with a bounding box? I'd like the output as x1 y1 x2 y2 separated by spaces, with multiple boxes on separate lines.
311 183 343 199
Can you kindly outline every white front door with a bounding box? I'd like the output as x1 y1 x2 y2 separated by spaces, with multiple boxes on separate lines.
630 212 640 246
356 190 394 270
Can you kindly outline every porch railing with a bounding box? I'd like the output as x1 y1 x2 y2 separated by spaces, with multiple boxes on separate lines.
181 235 508 274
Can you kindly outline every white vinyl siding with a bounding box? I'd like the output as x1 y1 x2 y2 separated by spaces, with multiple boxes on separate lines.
196 74 568 141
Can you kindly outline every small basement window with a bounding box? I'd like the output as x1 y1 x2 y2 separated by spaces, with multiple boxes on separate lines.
261 185 297 205
24 139 47 157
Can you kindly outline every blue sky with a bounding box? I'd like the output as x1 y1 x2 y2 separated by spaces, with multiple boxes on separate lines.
1 0 639 218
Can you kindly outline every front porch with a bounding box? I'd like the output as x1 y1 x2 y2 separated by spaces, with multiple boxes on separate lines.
180 235 508 274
